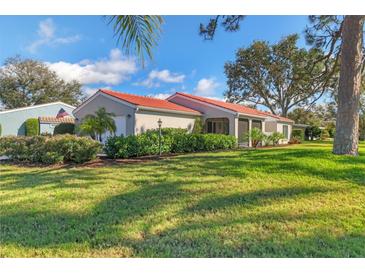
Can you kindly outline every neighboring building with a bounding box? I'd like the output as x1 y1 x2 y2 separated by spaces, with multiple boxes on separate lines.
73 89 294 146
0 102 75 136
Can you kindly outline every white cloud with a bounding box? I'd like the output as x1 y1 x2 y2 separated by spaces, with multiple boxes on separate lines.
83 86 111 98
47 48 137 86
193 78 220 96
136 69 185 88
27 18 81 53
38 18 55 38
148 93 172 100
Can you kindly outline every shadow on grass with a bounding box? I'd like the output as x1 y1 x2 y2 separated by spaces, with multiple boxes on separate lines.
2 180 363 257
185 186 336 213
166 147 365 186
1 143 365 257
0 168 111 190
1 143 364 191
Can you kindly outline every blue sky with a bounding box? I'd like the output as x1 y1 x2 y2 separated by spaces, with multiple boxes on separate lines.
0 16 310 100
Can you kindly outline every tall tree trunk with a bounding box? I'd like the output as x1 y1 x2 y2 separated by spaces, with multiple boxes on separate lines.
333 16 364 156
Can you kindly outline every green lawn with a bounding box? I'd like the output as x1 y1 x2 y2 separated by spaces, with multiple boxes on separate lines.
1 141 364 257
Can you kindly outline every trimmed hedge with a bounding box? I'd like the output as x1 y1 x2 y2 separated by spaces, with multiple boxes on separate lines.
104 128 237 159
54 123 75 135
0 134 101 164
25 118 39 136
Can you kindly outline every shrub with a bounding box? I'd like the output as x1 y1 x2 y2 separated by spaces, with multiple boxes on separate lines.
54 123 75 135
270 132 285 146
244 128 265 148
104 128 237 159
0 136 30 161
305 126 322 141
0 135 101 164
325 122 336 138
192 117 204 134
40 151 64 165
25 118 39 136
44 135 101 163
262 135 271 147
292 129 304 141
0 123 2 136
320 129 330 140
288 136 301 144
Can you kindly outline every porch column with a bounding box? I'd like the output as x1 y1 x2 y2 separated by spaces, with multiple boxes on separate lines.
234 116 239 140
248 119 252 147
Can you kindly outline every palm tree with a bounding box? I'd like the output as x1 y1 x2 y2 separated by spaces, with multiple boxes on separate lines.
106 16 163 65
79 108 116 142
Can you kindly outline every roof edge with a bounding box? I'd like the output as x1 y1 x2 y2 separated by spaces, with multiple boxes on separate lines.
0 101 75 114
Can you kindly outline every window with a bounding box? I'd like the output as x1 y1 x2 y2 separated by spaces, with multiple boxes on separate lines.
205 118 229 135
283 125 289 139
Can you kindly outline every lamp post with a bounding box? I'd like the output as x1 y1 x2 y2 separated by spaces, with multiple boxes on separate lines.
157 118 162 157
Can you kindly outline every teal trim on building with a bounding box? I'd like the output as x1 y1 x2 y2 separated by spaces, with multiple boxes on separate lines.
0 102 75 136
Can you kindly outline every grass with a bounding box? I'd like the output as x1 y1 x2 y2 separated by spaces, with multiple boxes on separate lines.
1 141 364 258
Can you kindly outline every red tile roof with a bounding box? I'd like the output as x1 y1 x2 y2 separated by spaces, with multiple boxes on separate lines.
100 89 201 115
171 92 268 117
171 92 293 122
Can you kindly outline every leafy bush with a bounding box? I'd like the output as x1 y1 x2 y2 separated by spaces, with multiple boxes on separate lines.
288 136 301 144
244 128 265 148
45 135 101 163
104 128 237 159
269 132 285 146
54 123 75 135
292 129 304 141
0 135 101 164
320 129 330 140
192 117 204 134
0 123 2 136
325 122 336 138
262 135 271 147
25 118 39 136
305 126 322 141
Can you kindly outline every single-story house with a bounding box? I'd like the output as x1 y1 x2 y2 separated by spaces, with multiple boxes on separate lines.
0 102 75 136
73 89 294 146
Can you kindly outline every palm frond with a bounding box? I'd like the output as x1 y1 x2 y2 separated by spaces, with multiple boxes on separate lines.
106 15 163 66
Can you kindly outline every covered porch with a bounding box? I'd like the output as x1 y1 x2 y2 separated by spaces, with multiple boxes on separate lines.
204 116 265 147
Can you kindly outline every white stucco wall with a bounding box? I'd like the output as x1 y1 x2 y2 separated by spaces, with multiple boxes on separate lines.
134 110 196 134
73 93 136 136
277 122 293 144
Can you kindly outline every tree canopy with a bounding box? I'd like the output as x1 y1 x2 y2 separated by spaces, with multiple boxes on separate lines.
224 35 333 116
0 56 83 109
